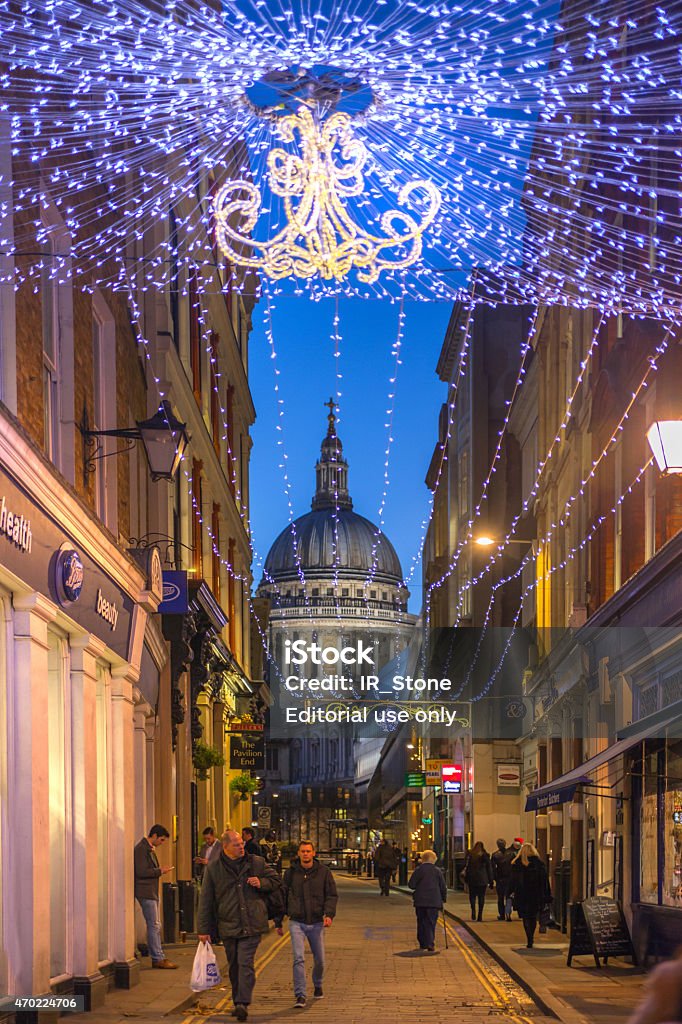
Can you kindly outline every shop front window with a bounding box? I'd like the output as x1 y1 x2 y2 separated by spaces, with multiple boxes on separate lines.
640 747 659 904
663 740 682 908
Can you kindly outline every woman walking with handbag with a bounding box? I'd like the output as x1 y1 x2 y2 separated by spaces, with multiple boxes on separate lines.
508 842 551 948
461 842 494 922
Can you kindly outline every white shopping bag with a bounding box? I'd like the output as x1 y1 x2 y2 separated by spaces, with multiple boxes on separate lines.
190 940 221 992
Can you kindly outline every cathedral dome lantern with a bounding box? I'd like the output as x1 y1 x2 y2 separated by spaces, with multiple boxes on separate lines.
260 401 407 594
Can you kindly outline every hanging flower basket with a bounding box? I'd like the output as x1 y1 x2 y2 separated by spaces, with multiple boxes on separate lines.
193 741 225 781
229 773 259 801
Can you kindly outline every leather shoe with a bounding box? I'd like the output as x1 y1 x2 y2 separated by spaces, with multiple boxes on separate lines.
152 959 178 969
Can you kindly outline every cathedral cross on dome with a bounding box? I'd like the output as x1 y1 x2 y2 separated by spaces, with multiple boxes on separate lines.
325 397 338 436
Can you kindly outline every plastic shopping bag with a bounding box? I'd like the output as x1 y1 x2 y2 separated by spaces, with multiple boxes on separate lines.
190 940 221 992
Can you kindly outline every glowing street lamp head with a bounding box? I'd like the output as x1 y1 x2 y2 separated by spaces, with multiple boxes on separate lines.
647 420 682 475
474 535 496 548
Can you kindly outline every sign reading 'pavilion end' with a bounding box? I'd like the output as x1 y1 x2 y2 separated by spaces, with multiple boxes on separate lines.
229 733 265 771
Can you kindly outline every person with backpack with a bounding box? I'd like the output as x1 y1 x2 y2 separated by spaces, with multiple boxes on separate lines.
276 839 338 1009
491 839 514 920
460 841 494 921
197 829 282 1022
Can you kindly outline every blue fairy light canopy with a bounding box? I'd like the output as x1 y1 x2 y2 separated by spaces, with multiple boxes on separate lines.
1 0 681 311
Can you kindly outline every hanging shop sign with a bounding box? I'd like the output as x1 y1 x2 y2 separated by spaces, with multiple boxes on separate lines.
229 732 265 770
497 763 522 787
441 764 463 794
525 781 582 812
158 570 189 614
425 758 449 785
404 771 426 788
229 719 264 733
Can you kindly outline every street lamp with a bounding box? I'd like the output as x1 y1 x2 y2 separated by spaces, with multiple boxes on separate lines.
80 400 189 483
647 420 682 475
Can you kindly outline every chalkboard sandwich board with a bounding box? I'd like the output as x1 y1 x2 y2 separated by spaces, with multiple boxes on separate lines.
567 898 637 968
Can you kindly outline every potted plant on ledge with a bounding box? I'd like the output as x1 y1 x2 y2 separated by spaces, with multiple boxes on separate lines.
193 740 225 781
229 773 259 801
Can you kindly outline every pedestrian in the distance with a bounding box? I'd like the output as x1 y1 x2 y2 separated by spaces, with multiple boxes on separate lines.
374 837 399 895
391 841 400 883
242 826 260 856
408 850 447 952
461 841 493 922
276 839 338 1009
133 824 177 969
260 829 282 874
626 946 682 1024
198 829 282 1022
508 842 551 949
491 839 514 921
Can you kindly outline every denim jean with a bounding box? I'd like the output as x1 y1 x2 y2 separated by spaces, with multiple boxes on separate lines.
137 897 164 961
289 921 325 998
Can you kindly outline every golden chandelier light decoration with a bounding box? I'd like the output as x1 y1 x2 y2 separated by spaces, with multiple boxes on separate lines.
213 106 440 283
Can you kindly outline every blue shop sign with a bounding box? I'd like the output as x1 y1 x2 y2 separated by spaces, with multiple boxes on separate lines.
158 570 189 614
525 781 584 813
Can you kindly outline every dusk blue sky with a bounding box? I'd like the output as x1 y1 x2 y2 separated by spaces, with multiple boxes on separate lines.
248 297 453 611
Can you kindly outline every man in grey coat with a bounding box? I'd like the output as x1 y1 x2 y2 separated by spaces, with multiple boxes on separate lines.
134 824 177 969
198 829 281 1022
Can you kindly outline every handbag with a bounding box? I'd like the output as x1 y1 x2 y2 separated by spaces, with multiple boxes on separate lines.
190 941 221 992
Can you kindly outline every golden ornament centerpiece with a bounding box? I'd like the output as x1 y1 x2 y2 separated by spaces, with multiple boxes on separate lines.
213 105 440 283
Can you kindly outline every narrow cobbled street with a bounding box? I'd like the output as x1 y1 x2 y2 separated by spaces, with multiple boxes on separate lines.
89 877 559 1024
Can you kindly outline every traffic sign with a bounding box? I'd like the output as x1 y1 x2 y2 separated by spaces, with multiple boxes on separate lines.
257 806 272 828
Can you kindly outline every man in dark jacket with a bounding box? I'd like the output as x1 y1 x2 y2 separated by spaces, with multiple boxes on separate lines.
491 839 514 920
276 840 337 1009
408 850 447 952
134 824 177 969
198 829 281 1022
241 827 260 856
374 837 399 895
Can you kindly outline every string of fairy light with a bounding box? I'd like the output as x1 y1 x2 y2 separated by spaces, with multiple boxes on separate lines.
5 0 682 722
442 319 675 702
3 0 682 314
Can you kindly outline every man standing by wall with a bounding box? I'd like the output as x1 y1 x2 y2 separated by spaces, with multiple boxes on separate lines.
198 829 281 1022
134 825 177 969
276 840 337 1009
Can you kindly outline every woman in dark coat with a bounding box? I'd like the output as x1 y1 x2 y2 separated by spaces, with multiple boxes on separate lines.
408 850 447 951
461 841 493 922
508 843 551 948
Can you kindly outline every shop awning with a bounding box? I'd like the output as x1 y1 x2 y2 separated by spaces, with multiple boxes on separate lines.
525 711 682 812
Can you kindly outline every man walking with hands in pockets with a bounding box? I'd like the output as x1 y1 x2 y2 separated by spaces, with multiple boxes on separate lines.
276 840 338 1009
197 829 281 1022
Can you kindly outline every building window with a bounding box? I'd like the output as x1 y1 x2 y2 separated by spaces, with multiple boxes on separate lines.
614 441 623 592
225 384 235 492
191 460 203 578
189 270 201 401
458 448 469 520
266 746 279 772
92 292 117 527
42 237 59 461
210 333 221 456
227 538 236 652
211 503 221 605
